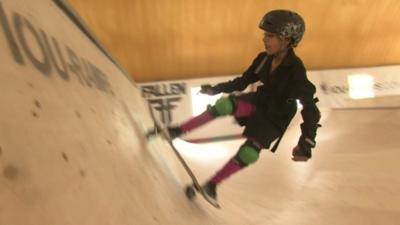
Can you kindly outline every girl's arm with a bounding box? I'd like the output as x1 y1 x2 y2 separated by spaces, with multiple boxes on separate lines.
210 52 267 94
291 67 321 159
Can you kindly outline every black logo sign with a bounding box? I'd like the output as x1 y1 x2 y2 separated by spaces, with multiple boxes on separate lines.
0 2 114 95
141 83 187 125
148 98 181 125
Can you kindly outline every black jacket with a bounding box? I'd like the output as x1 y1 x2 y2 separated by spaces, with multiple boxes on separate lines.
211 49 321 155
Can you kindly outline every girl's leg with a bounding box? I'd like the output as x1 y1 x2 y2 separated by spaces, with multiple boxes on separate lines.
174 96 234 134
180 110 215 133
179 96 256 133
210 139 262 185
233 99 256 118
202 139 262 199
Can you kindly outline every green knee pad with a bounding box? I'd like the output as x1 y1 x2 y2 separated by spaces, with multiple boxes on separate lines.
211 97 234 116
237 145 260 165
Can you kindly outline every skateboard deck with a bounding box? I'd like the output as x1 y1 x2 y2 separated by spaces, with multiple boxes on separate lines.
146 103 220 209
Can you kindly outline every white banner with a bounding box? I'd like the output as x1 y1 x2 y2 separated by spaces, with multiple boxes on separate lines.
310 65 400 109
139 65 400 142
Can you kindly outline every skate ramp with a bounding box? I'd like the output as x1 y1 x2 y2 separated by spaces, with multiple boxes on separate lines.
1 1 400 225
0 1 220 224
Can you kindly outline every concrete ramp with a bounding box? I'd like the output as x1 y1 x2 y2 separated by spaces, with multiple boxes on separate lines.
0 1 218 224
1 1 400 225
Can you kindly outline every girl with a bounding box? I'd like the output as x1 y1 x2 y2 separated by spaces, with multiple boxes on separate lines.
165 10 321 201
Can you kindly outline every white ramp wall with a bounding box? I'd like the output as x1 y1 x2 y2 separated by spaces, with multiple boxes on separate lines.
0 1 218 224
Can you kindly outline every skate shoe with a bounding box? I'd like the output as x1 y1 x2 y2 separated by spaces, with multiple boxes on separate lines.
146 125 183 140
166 126 183 139
202 181 217 201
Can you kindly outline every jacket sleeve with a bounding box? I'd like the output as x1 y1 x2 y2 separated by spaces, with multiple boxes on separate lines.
290 66 321 158
211 52 266 94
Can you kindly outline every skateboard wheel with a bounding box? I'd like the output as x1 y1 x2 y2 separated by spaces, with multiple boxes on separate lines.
185 185 196 200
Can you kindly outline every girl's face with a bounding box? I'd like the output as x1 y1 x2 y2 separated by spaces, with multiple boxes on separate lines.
262 31 290 55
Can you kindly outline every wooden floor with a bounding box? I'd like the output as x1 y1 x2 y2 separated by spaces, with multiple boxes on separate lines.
173 108 400 225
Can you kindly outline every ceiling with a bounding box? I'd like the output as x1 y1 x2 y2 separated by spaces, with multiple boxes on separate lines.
68 0 400 83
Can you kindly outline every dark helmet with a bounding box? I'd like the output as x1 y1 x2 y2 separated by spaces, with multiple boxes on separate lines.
259 10 305 47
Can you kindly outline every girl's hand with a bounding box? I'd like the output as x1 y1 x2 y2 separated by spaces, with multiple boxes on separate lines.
200 84 215 96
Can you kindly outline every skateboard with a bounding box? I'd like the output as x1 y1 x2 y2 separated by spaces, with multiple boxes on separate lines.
146 103 220 209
